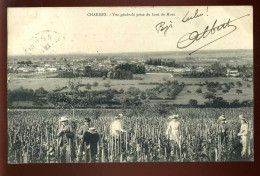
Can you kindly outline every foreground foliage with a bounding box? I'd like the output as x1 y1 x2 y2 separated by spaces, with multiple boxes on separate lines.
8 107 253 163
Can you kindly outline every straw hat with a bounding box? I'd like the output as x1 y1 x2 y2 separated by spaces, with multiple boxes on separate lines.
116 113 123 119
88 127 96 134
218 115 226 121
239 115 248 121
59 116 69 122
169 114 179 119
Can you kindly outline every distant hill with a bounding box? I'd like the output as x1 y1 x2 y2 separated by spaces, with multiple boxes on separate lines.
8 49 253 65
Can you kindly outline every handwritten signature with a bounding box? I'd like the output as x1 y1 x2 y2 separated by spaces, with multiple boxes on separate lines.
177 14 250 55
182 9 203 23
155 21 173 36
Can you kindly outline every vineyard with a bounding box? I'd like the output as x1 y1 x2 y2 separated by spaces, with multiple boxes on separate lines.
8 107 254 163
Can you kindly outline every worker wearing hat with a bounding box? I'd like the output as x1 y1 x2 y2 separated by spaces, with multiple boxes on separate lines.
110 113 126 138
82 127 100 163
218 115 228 144
77 117 91 139
77 117 91 162
166 114 181 148
218 115 226 123
237 115 249 158
57 116 75 163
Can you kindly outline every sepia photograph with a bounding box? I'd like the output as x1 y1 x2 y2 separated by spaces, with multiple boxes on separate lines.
7 6 253 163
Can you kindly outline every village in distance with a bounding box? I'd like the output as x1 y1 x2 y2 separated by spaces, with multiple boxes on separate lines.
7 49 253 109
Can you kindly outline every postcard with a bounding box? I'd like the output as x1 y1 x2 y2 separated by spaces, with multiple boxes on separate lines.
7 6 253 163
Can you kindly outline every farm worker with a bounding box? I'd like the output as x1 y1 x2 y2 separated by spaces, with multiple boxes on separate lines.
218 115 228 144
110 113 126 138
166 114 181 147
82 127 100 162
237 115 249 158
77 117 91 162
78 117 91 139
57 116 75 163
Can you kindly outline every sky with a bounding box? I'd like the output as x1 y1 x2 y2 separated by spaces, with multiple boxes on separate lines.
8 6 253 56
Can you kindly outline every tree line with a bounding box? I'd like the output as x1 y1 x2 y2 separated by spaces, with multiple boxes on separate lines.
56 63 146 80
8 79 252 108
182 62 253 78
145 59 183 67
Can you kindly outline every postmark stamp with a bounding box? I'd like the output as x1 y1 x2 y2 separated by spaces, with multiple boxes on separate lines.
24 30 65 55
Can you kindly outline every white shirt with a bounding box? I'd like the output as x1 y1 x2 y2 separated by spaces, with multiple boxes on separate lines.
238 123 248 136
110 120 125 137
166 120 180 141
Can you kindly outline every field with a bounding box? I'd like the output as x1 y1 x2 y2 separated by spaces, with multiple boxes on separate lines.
8 73 253 105
8 107 254 163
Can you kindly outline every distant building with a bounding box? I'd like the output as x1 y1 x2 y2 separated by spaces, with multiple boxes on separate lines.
36 67 45 72
17 67 28 73
46 67 57 72
226 69 239 77
172 68 183 73
44 64 51 68
156 66 165 68
196 66 205 73
172 68 187 73
60 66 67 70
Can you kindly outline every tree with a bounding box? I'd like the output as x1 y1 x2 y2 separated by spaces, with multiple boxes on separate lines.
236 81 243 87
196 88 202 94
189 99 198 106
236 89 243 95
222 89 229 93
86 83 92 90
211 97 229 108
84 66 92 73
154 80 185 100
47 92 72 107
120 94 141 106
204 92 216 104
230 99 240 107
208 88 217 93
127 87 141 96
119 88 124 94
145 89 158 99
139 91 147 100
225 85 231 91
83 66 108 78
229 82 235 88
8 87 36 106
33 98 47 106
56 71 75 78
18 60 33 65
241 100 253 107
35 87 48 95
104 82 111 89
115 63 146 74
110 69 133 79
92 82 99 86
210 62 226 76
